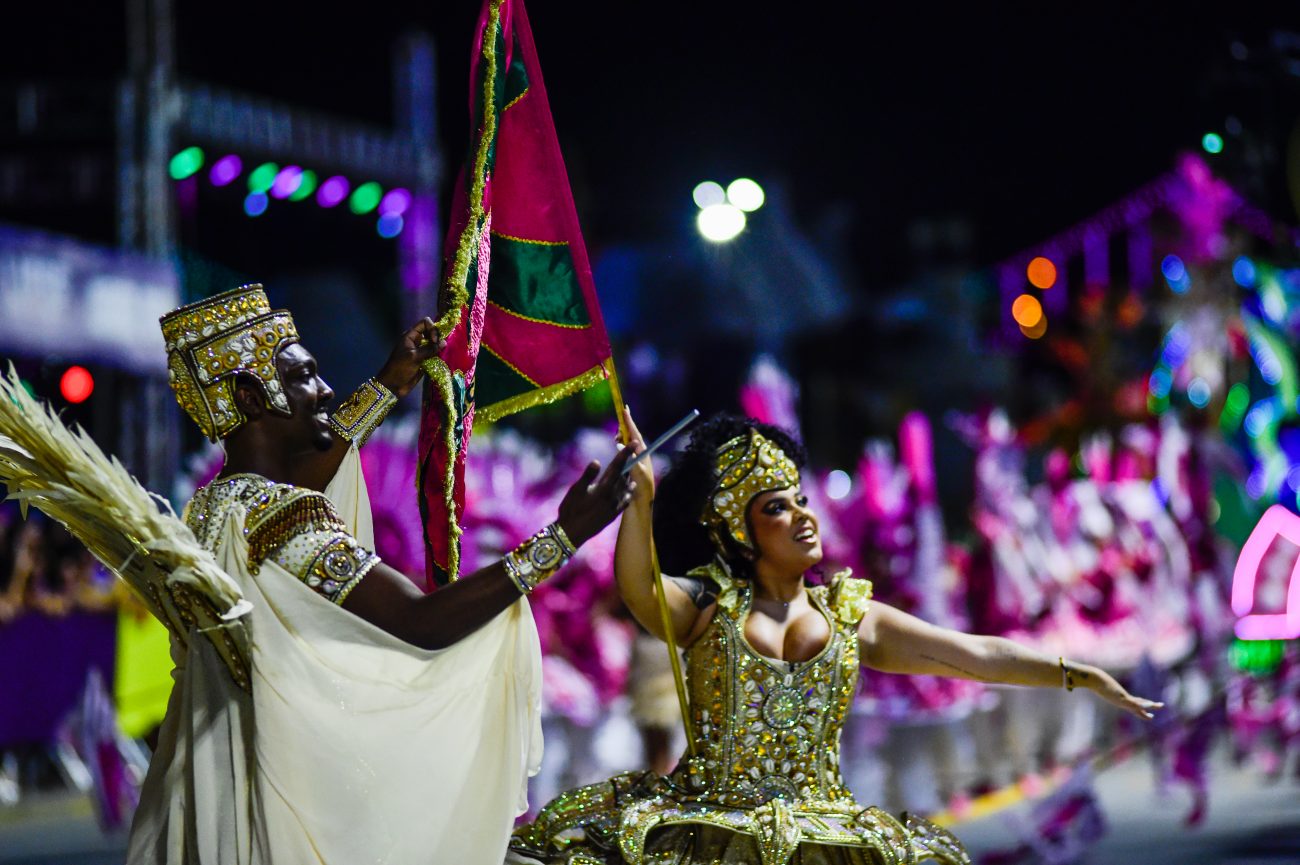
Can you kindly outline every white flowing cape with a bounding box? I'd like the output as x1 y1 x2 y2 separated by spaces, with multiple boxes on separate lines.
127 447 543 864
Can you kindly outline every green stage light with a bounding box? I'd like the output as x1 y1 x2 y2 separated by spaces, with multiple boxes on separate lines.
169 146 205 180
289 170 318 202
349 182 383 215
248 162 280 194
1229 637 1285 675
1221 383 1250 430
1202 132 1224 154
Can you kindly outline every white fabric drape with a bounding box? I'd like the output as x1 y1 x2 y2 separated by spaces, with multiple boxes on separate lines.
128 446 543 864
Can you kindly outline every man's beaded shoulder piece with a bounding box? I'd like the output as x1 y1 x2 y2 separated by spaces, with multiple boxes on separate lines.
186 474 380 606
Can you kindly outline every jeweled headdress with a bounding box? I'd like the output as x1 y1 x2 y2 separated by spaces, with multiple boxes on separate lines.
701 429 800 550
160 284 300 442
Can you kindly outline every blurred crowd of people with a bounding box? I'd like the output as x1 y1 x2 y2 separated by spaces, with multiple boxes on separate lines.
0 501 117 623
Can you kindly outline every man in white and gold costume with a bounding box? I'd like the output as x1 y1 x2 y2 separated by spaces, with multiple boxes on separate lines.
127 285 637 864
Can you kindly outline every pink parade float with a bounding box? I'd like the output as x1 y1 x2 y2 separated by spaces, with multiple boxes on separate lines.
1232 504 1300 641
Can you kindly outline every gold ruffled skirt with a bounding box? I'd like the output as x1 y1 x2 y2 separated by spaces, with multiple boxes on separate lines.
510 771 969 865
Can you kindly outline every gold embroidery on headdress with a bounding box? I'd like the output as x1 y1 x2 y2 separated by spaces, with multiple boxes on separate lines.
701 429 800 550
160 284 300 441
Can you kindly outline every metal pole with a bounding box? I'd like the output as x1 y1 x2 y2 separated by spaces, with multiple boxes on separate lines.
603 358 696 754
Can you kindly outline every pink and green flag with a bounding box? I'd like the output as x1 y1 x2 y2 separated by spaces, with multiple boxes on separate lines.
418 0 615 587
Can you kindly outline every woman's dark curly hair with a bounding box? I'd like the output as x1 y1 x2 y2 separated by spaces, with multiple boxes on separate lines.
652 413 807 576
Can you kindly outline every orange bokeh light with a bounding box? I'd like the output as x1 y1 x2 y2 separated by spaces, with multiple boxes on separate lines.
1027 256 1057 289
1011 294 1044 328
1117 293 1144 328
1020 316 1048 339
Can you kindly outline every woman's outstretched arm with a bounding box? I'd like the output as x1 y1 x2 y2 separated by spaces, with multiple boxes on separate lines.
858 601 1163 719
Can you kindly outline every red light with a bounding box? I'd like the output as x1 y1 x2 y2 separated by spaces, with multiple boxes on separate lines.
60 366 94 403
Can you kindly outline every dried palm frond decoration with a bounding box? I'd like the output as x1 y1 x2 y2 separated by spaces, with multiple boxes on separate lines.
0 365 252 690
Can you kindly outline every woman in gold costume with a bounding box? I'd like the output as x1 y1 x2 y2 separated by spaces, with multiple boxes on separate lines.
511 413 1160 865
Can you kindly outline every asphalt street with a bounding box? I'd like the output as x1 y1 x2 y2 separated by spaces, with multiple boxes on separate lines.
0 746 1295 864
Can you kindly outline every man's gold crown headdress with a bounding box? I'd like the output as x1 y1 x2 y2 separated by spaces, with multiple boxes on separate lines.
159 284 300 442
701 428 800 550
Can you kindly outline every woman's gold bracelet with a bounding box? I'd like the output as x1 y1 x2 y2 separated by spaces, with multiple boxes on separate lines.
1059 656 1076 691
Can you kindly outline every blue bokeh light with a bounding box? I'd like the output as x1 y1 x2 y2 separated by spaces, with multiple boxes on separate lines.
1148 368 1173 398
1232 256 1257 288
377 213 404 239
244 191 269 217
1161 255 1186 282
1187 377 1212 408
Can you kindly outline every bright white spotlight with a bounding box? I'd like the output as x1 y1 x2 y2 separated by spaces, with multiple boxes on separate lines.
826 469 852 500
697 203 746 242
692 181 725 209
727 178 765 212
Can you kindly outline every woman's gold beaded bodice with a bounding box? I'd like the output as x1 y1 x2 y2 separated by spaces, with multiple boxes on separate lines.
675 578 861 809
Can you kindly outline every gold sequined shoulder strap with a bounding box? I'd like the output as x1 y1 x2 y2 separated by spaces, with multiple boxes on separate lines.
827 569 873 627
728 576 754 622
244 486 347 569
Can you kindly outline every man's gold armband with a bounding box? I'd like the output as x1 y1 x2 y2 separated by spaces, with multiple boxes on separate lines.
503 522 578 595
328 378 397 447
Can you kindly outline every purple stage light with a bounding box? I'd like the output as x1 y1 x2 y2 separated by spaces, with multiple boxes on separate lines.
270 166 304 200
209 155 242 187
379 188 412 216
317 176 350 208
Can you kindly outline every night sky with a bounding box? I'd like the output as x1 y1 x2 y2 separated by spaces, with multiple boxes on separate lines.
9 3 1300 285
5 2 1300 494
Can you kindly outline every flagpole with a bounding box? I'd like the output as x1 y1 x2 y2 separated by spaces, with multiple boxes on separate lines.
602 358 697 756
498 0 695 755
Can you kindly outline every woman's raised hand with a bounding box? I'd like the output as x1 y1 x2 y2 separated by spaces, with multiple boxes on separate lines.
619 406 655 507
